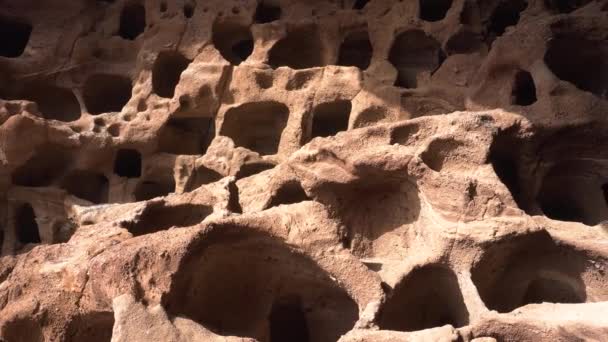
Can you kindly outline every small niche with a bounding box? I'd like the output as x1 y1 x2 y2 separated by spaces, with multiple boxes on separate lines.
83 74 132 115
487 0 528 40
19 82 81 122
309 100 352 140
254 2 281 23
269 25 325 69
337 30 373 70
220 102 289 155
419 0 453 22
60 171 109 204
152 51 191 98
389 30 443 88
511 70 537 106
212 21 254 65
158 117 214 155
0 16 32 57
119 3 146 40
269 295 310 342
16 203 41 244
113 149 141 178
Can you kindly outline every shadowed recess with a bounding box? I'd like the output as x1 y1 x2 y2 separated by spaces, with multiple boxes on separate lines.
389 30 444 88
83 74 132 115
220 102 289 155
419 0 453 22
0 16 32 57
162 228 359 342
119 3 145 40
152 51 191 98
212 21 254 65
114 149 141 178
337 30 372 70
269 25 325 69
309 100 352 140
471 230 606 313
378 265 469 331
16 203 40 244
125 202 212 236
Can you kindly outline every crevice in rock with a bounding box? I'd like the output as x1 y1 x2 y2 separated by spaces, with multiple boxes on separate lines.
471 230 602 313
1 317 44 342
183 3 195 18
269 25 325 69
337 30 372 70
114 149 141 178
212 21 253 65
60 170 109 204
254 1 281 23
125 202 212 236
19 82 81 122
511 70 537 106
445 29 482 55
152 51 191 98
16 203 40 244
119 2 145 40
0 16 32 58
83 74 132 115
220 102 289 155
419 0 453 22
309 100 352 141
378 265 469 331
162 228 358 342
389 30 444 88
544 34 607 99
158 117 214 155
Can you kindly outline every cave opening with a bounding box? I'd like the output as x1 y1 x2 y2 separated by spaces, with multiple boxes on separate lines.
269 25 325 69
83 74 132 115
220 102 289 155
152 51 191 98
0 16 32 57
544 35 607 99
119 3 146 40
337 30 372 70
212 21 254 65
310 100 352 140
254 2 281 23
60 171 109 204
269 295 310 342
16 203 41 244
378 265 469 331
113 149 141 178
419 0 453 22
389 30 443 88
511 70 537 106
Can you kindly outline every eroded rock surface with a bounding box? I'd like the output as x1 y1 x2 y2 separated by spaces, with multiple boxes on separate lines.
1 0 608 341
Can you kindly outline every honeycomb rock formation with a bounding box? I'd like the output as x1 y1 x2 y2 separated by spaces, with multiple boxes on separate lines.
1 0 608 341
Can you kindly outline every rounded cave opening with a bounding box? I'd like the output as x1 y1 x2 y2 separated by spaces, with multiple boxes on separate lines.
152 51 191 98
0 16 32 58
220 101 289 155
337 30 372 70
378 265 469 332
212 21 254 65
18 82 81 122
544 34 607 99
471 230 607 313
269 25 326 69
536 160 608 226
83 74 132 115
389 30 443 88
161 228 359 342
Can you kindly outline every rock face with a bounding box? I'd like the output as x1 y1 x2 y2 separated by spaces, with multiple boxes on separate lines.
1 0 608 341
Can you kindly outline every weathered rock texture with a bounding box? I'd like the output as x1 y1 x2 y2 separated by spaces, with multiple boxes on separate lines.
1 0 608 341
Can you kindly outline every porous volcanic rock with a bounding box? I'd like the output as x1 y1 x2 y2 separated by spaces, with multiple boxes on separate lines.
1 0 608 341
